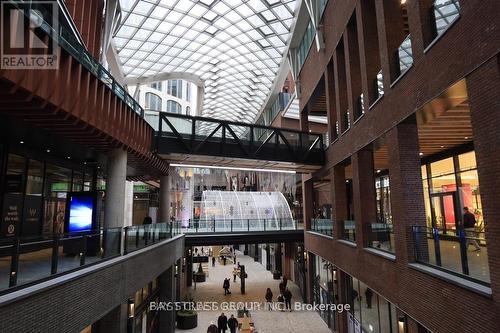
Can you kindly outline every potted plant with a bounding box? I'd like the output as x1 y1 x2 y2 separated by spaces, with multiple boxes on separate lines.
193 263 206 282
177 294 198 330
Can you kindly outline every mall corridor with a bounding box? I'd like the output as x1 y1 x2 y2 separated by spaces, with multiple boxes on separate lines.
178 249 331 333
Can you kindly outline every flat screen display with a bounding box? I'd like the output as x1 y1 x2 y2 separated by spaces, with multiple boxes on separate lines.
67 194 94 232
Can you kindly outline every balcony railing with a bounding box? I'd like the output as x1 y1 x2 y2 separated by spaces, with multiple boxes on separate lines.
311 219 333 237
173 219 302 233
9 1 144 117
341 220 356 243
412 226 490 284
0 223 180 294
367 223 395 253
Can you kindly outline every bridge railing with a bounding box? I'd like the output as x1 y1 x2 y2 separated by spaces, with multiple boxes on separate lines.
156 112 325 164
173 219 303 233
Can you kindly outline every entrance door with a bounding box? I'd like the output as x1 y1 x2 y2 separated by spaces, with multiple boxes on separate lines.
430 192 459 234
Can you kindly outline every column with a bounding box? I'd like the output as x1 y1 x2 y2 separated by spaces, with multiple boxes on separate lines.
158 266 175 333
104 148 127 228
331 166 347 239
92 304 128 333
467 56 500 292
282 243 292 279
302 177 314 230
306 251 314 303
159 173 170 223
386 119 427 263
352 149 377 248
335 270 349 333
325 60 338 141
299 106 309 132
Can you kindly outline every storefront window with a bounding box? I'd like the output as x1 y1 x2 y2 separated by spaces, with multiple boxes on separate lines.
43 164 72 234
360 281 379 333
375 175 391 224
26 159 43 195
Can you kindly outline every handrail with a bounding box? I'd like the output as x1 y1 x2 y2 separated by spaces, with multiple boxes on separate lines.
7 1 144 118
0 223 180 295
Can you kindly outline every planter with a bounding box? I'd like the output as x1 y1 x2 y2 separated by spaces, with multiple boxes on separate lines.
193 273 206 283
272 271 281 280
177 312 198 330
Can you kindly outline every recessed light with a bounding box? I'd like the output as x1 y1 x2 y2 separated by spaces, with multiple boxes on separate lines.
67 156 71 159
19 141 24 144
464 136 469 139
46 149 51 153
376 170 381 173
419 152 423 156
440 145 444 148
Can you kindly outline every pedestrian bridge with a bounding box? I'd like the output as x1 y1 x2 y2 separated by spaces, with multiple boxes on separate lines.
152 112 325 173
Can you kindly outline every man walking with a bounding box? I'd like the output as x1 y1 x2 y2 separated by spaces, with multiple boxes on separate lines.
462 206 481 251
223 278 231 295
283 287 292 312
217 313 228 333
228 314 238 333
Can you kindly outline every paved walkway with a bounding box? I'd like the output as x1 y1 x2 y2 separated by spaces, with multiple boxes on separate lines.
177 249 332 333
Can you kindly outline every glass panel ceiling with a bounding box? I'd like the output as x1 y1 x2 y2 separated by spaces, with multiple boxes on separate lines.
116 0 297 123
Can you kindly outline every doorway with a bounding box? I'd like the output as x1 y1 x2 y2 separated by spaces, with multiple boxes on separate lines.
430 192 460 235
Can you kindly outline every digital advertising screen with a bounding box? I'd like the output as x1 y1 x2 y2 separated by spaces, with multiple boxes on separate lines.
67 193 95 232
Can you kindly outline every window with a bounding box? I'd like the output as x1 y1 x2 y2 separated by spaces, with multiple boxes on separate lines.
432 0 460 38
167 100 182 114
186 83 191 102
145 92 162 111
150 81 162 91
167 80 182 99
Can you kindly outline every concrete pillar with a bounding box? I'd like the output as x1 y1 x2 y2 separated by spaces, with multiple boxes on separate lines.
305 251 314 303
158 266 175 333
159 173 170 223
124 181 134 227
105 148 127 228
352 149 377 248
92 303 128 333
302 176 314 230
386 119 427 264
467 56 500 295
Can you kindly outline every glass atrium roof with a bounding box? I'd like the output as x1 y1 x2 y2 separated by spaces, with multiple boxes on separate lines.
115 0 297 123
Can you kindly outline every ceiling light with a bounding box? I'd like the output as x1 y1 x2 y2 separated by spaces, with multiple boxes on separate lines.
419 152 423 156
169 163 296 174
46 149 51 153
19 141 24 144
400 0 407 4
67 156 71 159
440 145 444 148
464 136 469 139
376 170 381 173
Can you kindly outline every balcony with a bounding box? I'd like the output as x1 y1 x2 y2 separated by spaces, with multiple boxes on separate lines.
367 223 395 253
340 220 356 243
412 226 490 284
311 219 333 237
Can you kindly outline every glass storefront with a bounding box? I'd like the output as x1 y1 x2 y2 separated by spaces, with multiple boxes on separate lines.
1 152 96 238
422 150 482 234
345 273 398 333
312 254 337 331
133 278 160 333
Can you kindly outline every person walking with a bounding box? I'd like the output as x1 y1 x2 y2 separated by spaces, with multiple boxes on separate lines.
223 278 231 295
223 256 227 266
212 256 216 267
462 206 481 251
217 313 228 333
233 266 238 282
283 287 292 312
207 321 218 333
265 288 273 310
365 288 373 309
277 293 285 312
227 314 238 333
279 280 285 294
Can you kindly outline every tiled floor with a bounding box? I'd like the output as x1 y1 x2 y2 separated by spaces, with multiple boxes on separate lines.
178 249 332 333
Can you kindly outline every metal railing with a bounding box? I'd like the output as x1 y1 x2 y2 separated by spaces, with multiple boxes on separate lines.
341 220 356 243
156 112 325 164
310 219 333 237
412 226 490 284
0 223 180 294
8 1 144 117
367 223 395 253
172 219 302 233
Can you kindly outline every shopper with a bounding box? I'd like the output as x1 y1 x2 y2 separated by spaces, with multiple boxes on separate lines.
265 288 273 310
142 215 152 225
462 207 481 251
283 287 292 311
212 256 216 267
223 256 227 266
227 314 238 333
233 266 238 282
365 288 373 309
207 321 218 333
223 278 231 295
279 280 285 294
277 293 285 312
217 313 228 333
